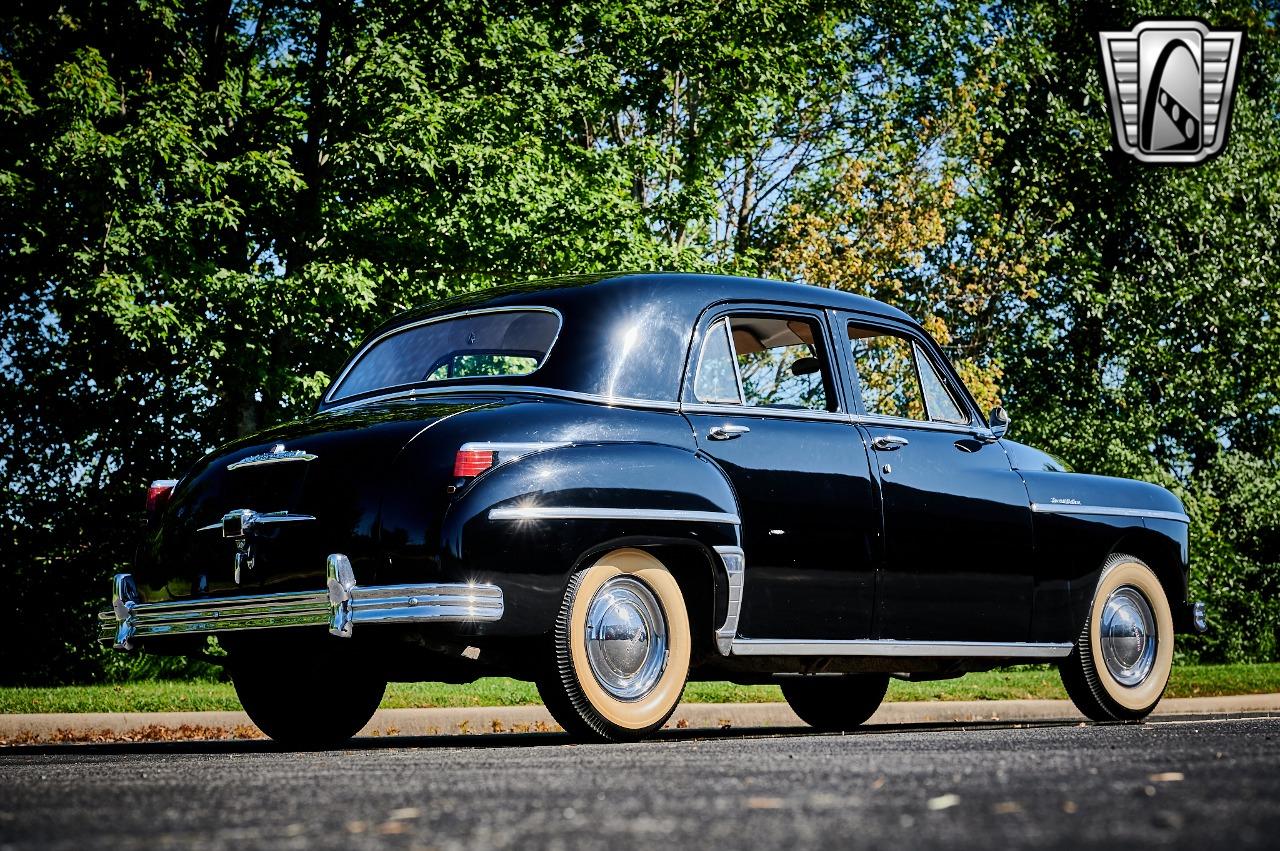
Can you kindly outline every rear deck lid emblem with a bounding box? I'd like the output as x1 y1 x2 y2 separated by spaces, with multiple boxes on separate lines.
227 444 318 471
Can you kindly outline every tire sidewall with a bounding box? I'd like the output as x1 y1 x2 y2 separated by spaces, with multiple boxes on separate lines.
565 548 691 732
1086 559 1174 714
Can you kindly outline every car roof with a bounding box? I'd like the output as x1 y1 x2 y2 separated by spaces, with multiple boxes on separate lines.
386 272 916 328
323 273 921 409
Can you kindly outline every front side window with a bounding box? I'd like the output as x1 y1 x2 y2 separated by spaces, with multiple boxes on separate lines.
331 309 560 401
848 324 967 423
693 314 832 412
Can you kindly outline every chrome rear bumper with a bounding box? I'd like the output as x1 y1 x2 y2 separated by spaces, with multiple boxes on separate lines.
100 554 504 650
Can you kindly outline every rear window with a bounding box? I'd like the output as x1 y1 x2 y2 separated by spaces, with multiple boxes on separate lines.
330 309 561 401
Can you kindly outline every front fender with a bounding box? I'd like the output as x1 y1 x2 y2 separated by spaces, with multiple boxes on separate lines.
1017 468 1190 640
440 442 740 634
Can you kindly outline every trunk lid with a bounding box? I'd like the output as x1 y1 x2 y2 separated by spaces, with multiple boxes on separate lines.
135 398 488 601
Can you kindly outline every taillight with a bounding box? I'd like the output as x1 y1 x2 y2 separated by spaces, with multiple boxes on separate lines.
145 479 179 518
451 441 569 483
453 449 497 478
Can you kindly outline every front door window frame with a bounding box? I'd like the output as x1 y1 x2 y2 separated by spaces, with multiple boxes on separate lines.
832 311 985 433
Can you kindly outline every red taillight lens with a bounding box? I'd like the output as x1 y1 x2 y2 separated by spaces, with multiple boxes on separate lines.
146 479 178 517
453 449 496 478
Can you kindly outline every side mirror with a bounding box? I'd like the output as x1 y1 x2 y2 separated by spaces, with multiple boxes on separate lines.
988 406 1010 440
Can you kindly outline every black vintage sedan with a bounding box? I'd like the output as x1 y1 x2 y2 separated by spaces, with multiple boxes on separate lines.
101 273 1205 743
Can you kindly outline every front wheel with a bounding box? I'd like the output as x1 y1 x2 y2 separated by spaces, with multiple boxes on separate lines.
231 653 386 747
781 674 890 731
537 548 691 742
1059 553 1174 722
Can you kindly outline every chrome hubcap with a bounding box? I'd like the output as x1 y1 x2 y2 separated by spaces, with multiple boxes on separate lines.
584 576 668 701
1099 585 1157 687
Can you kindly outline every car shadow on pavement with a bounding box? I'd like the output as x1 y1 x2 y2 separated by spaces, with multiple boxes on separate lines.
0 718 1101 758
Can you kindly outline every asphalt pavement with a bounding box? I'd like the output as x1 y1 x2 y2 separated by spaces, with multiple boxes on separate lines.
1 715 1277 850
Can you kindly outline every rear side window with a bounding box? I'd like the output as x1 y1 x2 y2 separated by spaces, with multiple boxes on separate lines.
693 314 833 412
330 309 560 401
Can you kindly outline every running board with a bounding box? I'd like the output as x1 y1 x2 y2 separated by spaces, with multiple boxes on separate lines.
729 639 1073 659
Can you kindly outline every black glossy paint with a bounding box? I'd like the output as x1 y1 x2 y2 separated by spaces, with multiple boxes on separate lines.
127 273 1194 677
690 410 879 641
862 420 1036 642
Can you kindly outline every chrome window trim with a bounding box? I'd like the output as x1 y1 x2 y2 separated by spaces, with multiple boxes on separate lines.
324 384 681 413
487 506 741 525
325 305 565 404
101 569 503 650
729 638 1073 658
680 402 850 423
714 545 746 655
854 412 989 436
1030 503 1190 524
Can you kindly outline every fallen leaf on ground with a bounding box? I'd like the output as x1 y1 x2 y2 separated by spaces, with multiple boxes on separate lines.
746 797 785 809
927 794 961 811
1149 772 1185 783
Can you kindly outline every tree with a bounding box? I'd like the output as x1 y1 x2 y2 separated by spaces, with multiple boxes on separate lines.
0 0 916 683
968 0 1280 659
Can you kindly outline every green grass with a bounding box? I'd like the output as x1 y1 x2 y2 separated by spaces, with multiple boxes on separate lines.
3 663 1278 715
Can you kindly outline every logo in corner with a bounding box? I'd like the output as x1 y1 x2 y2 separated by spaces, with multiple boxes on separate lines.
1098 20 1243 164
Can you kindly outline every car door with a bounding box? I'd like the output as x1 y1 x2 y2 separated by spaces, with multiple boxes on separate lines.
682 306 880 641
836 314 1036 642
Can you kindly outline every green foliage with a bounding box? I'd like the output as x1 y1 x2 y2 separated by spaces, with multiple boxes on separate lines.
959 1 1280 661
1 1 1277 684
4 664 1278 714
1181 451 1280 662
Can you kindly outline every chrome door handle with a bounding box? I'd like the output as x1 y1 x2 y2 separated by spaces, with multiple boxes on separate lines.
708 424 751 441
871 435 909 451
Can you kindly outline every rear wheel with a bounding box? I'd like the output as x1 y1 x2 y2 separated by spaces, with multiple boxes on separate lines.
780 674 890 731
1059 553 1174 722
537 548 691 742
231 652 386 747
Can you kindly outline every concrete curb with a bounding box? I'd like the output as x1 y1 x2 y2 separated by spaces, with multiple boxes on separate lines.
3 693 1278 742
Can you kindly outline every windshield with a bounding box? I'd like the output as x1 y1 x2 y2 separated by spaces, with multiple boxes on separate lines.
329 308 561 402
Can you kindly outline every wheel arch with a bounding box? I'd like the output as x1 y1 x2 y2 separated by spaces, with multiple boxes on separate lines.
570 539 728 667
439 441 742 639
1108 526 1189 612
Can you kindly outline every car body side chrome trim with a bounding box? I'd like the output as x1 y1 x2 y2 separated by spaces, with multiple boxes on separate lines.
1030 503 1190 524
458 440 572 460
325 306 564 404
714 546 746 655
487 506 741 525
729 639 1074 658
680 402 848 422
100 568 503 649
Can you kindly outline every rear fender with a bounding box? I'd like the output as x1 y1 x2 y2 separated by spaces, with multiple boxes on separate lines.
440 442 741 635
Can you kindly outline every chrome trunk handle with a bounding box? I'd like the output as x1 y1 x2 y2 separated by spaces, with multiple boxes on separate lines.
708 424 751 441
